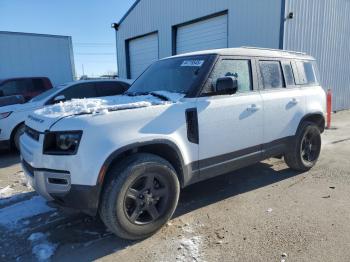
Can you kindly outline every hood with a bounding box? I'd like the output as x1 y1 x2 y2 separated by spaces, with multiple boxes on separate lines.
26 91 185 132
0 100 42 113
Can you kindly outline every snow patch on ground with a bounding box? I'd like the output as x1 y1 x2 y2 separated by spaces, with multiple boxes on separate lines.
28 232 57 261
177 236 203 262
0 186 14 199
35 91 185 118
0 196 54 229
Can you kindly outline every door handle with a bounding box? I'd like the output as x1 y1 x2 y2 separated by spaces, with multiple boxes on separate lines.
247 104 260 112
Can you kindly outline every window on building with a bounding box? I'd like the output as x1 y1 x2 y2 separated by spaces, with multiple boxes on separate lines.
259 61 285 89
203 59 252 94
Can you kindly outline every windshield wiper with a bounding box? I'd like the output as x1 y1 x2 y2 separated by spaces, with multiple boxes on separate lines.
124 91 170 101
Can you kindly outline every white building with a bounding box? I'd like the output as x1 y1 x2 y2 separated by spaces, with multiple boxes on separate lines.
0 31 75 86
114 0 350 111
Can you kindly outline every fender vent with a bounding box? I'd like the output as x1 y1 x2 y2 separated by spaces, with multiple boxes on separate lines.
185 108 199 144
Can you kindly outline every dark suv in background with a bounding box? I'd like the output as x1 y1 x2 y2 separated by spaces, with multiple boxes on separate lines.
0 77 52 106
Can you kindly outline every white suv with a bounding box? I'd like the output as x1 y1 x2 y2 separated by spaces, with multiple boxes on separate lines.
20 47 326 240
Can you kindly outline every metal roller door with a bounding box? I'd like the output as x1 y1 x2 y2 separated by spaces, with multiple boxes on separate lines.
128 33 158 79
176 14 228 54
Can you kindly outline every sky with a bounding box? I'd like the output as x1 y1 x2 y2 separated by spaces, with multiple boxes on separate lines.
0 0 135 78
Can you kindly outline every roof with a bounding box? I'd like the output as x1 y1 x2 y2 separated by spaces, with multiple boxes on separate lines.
118 0 141 25
61 78 133 86
166 47 315 60
0 31 71 39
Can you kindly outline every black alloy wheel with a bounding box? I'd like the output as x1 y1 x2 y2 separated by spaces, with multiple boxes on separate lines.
124 173 170 225
300 128 321 164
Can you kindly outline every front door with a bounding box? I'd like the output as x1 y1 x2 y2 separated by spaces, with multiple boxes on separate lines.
196 58 264 180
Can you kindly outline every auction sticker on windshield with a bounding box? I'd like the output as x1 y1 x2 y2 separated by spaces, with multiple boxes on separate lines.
181 60 204 67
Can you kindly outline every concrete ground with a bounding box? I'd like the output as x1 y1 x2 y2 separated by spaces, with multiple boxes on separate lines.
0 110 350 261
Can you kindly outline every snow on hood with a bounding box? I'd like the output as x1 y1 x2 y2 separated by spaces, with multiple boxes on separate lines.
34 91 185 118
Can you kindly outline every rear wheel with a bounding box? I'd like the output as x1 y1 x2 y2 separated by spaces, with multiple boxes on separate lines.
100 153 180 240
284 121 321 171
13 123 25 151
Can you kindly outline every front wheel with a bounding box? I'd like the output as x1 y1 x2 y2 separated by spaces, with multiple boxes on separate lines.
100 153 180 240
284 121 321 171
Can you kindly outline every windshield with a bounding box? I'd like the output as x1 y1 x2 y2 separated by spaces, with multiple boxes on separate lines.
128 55 212 95
30 84 67 102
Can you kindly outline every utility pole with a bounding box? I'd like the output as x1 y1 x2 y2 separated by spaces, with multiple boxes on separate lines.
82 64 85 76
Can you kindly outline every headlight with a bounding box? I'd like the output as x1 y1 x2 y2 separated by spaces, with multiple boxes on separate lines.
0 112 12 119
43 131 82 155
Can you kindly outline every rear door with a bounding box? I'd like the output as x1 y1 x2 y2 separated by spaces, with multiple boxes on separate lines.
259 59 305 155
196 57 263 180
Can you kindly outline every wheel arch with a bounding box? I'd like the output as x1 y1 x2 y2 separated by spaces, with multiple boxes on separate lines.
97 140 188 192
297 112 325 134
10 121 25 148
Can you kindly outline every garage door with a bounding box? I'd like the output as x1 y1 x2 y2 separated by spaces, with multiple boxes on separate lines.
176 14 228 55
128 33 158 79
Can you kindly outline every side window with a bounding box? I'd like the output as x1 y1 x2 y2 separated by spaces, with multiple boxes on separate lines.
95 82 128 97
31 79 46 92
0 81 19 95
203 59 252 94
281 61 295 86
259 61 284 89
295 61 318 85
60 83 97 100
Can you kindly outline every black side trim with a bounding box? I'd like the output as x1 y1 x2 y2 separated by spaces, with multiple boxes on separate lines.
198 145 261 170
185 108 199 144
187 136 293 185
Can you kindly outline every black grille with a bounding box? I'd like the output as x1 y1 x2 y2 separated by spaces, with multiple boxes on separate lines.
22 160 34 177
25 125 40 141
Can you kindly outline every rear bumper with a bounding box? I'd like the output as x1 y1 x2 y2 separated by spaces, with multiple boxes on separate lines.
21 159 100 216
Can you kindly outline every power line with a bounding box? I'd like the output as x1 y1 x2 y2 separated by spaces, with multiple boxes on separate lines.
74 42 114 46
75 53 115 56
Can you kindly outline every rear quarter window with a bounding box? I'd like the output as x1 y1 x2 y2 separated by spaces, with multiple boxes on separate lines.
295 61 319 85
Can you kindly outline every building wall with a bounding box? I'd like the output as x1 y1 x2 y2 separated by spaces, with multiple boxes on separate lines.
284 0 350 111
0 32 75 86
117 0 282 78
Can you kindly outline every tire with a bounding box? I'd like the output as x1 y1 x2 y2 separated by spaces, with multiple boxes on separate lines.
13 123 25 151
284 121 321 171
100 153 180 240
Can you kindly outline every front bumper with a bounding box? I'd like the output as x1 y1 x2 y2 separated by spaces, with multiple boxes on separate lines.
21 159 100 216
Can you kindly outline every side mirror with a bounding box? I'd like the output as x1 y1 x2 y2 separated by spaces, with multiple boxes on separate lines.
215 76 238 95
53 95 66 103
